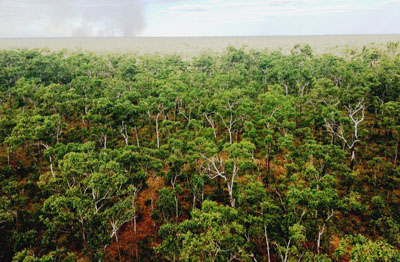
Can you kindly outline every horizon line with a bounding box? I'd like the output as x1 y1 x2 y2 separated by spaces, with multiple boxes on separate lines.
1 33 400 39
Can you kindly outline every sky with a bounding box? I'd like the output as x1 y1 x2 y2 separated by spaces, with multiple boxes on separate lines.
0 0 399 37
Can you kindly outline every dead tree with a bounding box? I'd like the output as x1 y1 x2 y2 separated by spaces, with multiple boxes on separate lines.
324 98 365 170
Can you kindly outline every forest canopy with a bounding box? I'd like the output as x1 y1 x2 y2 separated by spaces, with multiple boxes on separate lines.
1 43 400 261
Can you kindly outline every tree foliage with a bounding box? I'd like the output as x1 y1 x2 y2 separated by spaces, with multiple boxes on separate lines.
1 45 400 261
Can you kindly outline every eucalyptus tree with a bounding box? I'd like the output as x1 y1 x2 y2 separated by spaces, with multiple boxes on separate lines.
67 75 102 120
207 88 252 144
5 113 64 178
111 98 142 147
334 235 400 262
158 200 250 262
42 144 138 261
237 180 280 262
256 85 295 175
267 53 297 96
146 87 177 149
382 102 400 167
197 138 255 207
321 72 368 170
221 46 252 88
86 98 115 149
192 53 216 77
10 78 39 112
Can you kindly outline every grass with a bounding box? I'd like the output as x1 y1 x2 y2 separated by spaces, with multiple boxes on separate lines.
1 35 400 58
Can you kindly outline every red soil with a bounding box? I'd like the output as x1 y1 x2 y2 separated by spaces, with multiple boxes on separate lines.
106 175 164 261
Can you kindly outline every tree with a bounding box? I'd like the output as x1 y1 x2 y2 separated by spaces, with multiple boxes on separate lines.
237 179 280 262
112 96 143 147
146 88 177 149
335 235 400 262
6 113 64 178
42 145 139 261
256 85 295 175
86 98 114 149
158 200 250 262
382 102 400 167
208 89 252 144
323 98 366 170
198 139 255 207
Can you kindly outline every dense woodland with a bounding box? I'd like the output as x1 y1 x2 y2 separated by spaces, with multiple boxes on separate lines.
1 43 400 262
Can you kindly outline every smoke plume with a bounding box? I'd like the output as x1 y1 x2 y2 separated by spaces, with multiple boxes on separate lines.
0 0 169 37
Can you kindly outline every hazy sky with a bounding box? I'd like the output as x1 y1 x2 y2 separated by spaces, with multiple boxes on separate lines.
1 0 400 37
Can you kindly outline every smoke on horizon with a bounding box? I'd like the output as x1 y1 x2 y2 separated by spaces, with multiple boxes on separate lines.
0 0 178 37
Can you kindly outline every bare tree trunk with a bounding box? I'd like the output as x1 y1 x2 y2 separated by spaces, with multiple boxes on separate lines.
121 128 129 146
350 147 355 170
283 239 291 262
192 194 196 211
266 143 271 177
264 225 271 262
228 127 233 144
7 148 11 165
204 113 217 139
175 195 179 220
284 83 289 96
116 235 122 262
227 176 236 207
134 126 140 148
148 108 164 150
395 135 399 168
317 224 325 255
228 192 235 208
134 212 138 260
49 156 55 178
264 73 268 93
155 117 160 149
103 134 107 149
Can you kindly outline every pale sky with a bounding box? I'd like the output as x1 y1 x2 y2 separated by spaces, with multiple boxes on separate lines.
0 0 399 37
